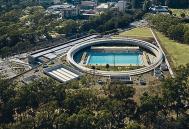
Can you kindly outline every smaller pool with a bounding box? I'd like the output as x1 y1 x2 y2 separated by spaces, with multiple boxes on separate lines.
87 52 142 65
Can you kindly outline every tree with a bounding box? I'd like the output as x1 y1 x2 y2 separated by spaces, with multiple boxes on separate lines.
54 112 69 129
131 0 136 9
66 108 95 129
109 84 135 100
0 47 11 58
184 30 189 44
107 85 137 124
88 29 96 34
0 78 15 123
58 20 79 36
125 121 143 129
91 65 96 75
139 92 163 127
14 78 63 111
95 109 113 129
44 26 52 41
165 0 170 6
64 89 97 114
34 101 60 129
180 13 186 18
143 0 151 12
162 65 189 119
167 24 185 42
147 14 180 35
105 99 126 128
6 116 35 129
166 0 189 8
105 64 109 71
13 41 32 53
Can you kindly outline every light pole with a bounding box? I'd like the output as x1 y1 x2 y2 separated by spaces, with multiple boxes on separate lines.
114 54 115 68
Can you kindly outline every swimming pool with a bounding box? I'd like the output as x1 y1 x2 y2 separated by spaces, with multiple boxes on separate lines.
87 52 142 65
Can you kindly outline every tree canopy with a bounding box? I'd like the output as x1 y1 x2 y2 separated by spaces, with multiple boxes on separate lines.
0 64 189 128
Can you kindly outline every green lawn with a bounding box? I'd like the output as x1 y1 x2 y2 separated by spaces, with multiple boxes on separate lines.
118 27 153 38
156 32 189 67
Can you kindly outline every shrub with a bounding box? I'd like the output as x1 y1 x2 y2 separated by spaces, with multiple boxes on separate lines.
184 31 189 44
167 24 185 42
180 13 186 18
89 29 96 34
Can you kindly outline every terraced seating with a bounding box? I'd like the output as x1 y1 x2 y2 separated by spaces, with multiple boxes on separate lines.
67 38 163 77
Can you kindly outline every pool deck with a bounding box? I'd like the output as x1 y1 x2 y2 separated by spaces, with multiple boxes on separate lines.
79 52 87 65
91 46 140 52
142 52 149 66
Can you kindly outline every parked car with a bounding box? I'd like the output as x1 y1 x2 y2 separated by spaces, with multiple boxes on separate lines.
97 80 104 85
43 64 48 68
154 67 162 77
34 68 39 73
140 79 146 85
160 63 168 71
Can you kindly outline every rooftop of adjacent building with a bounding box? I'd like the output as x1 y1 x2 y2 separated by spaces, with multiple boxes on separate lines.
150 6 169 12
96 3 109 9
47 3 76 10
81 1 97 6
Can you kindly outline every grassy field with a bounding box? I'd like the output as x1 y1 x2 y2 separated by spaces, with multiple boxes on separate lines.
156 32 189 67
171 9 189 17
113 27 154 42
118 27 153 38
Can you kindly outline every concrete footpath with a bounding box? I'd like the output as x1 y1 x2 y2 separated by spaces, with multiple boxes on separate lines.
150 28 175 78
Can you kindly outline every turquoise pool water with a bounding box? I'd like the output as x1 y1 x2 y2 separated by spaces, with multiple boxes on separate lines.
87 52 142 65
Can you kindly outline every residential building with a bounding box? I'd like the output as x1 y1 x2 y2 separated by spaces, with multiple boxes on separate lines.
115 1 127 12
47 3 80 18
80 1 97 10
39 0 60 4
96 2 116 13
53 0 60 4
96 3 109 12
150 6 169 14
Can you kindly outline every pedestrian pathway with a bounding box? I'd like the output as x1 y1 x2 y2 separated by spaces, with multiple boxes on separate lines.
150 28 175 78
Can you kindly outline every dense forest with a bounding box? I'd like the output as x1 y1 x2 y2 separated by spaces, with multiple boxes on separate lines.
0 0 188 58
146 14 189 44
0 7 143 58
0 65 189 129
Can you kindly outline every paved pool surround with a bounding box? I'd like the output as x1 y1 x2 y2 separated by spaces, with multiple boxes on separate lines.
67 38 163 77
